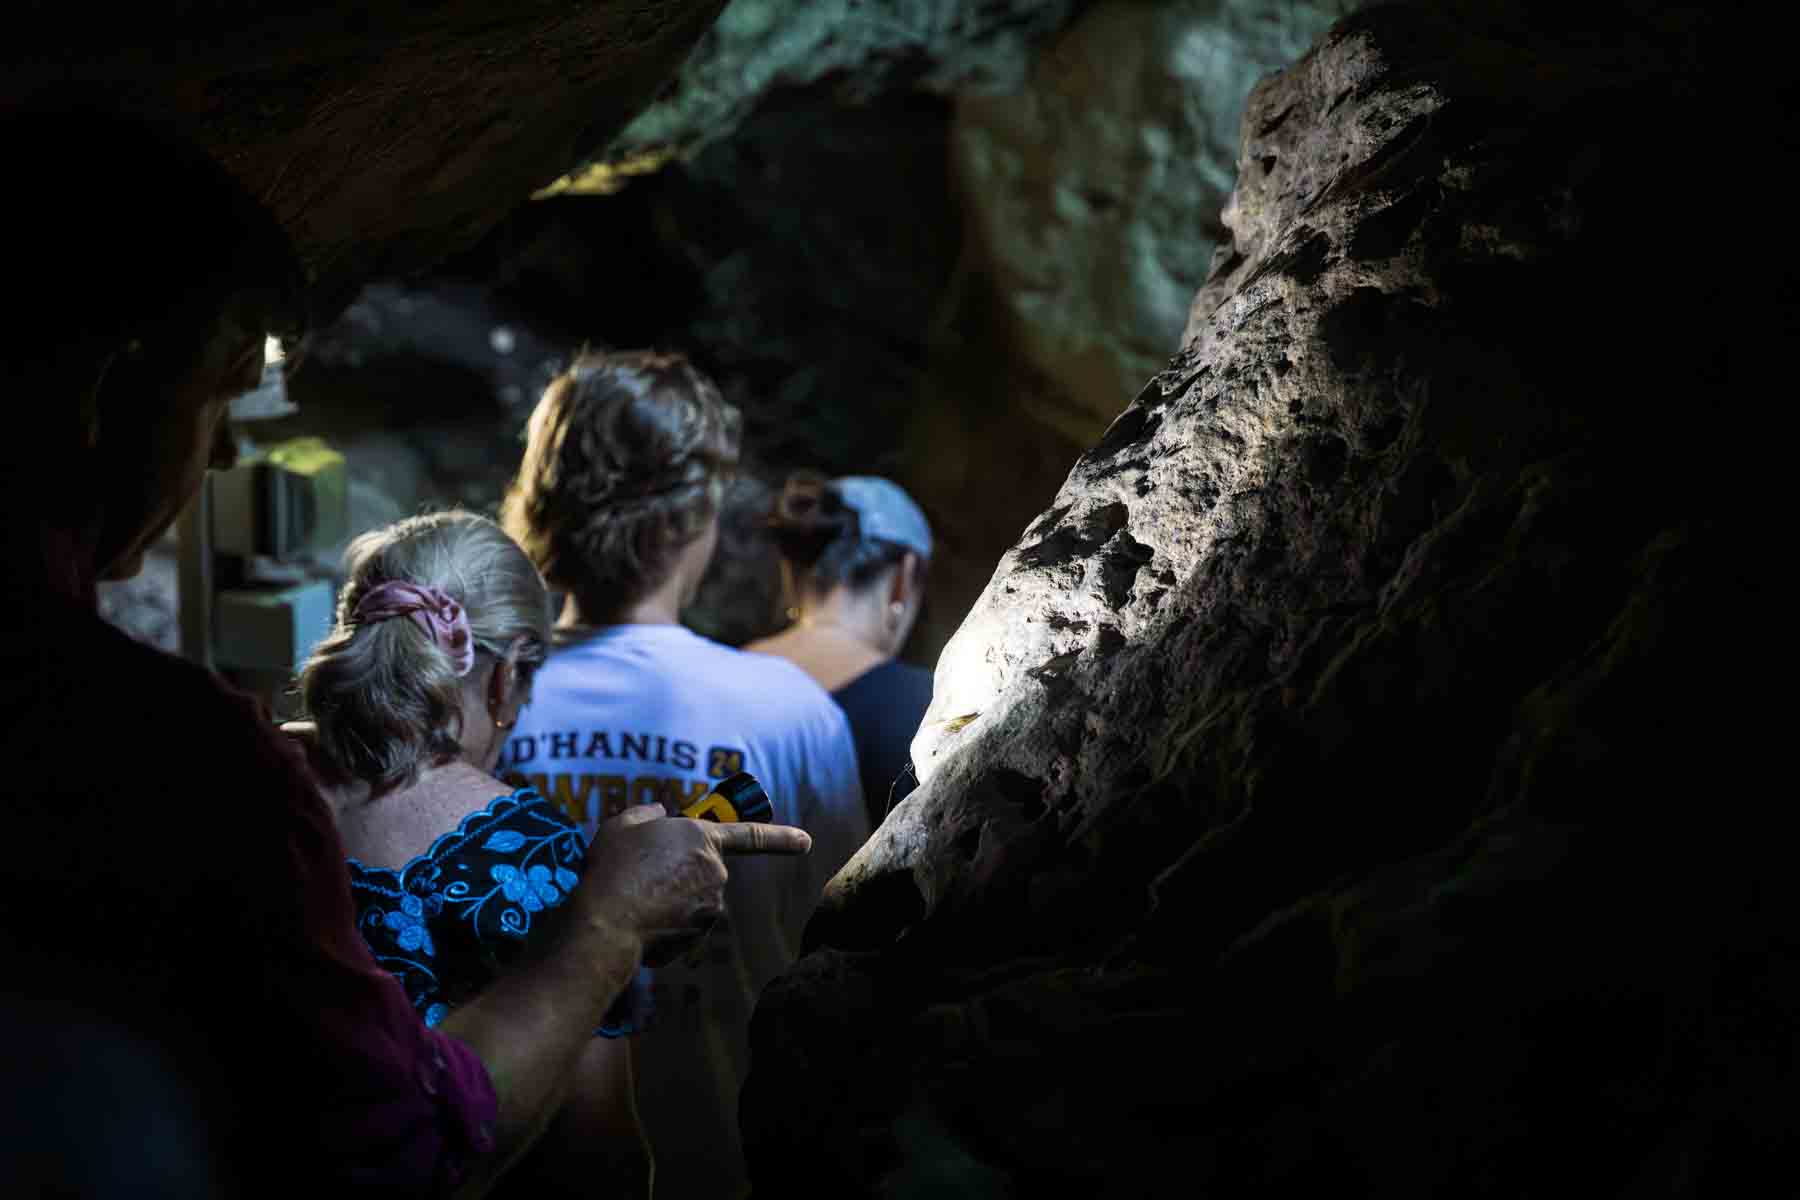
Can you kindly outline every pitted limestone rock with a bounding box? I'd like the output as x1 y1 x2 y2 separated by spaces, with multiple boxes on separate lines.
747 4 1786 1195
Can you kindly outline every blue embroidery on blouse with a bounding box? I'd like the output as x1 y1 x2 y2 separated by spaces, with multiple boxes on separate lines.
347 787 642 1037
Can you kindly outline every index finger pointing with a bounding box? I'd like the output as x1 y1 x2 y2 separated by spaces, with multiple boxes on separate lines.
705 821 812 856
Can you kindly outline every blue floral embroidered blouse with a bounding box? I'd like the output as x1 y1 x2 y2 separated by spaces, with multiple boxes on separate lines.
347 787 644 1036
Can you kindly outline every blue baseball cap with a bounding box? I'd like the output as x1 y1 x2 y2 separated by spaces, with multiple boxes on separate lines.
832 476 933 561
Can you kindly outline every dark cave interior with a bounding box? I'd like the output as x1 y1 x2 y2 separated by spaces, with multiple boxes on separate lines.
5 0 1796 1195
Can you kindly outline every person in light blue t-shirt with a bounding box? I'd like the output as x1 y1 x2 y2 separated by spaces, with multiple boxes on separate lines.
498 349 867 1200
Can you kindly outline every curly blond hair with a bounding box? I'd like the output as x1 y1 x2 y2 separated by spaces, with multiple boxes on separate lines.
501 349 741 621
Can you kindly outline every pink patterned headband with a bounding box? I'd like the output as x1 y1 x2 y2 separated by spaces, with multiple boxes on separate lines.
352 581 475 677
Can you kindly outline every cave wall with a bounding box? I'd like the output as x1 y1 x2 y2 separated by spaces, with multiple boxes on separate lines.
951 0 1348 440
743 3 1793 1194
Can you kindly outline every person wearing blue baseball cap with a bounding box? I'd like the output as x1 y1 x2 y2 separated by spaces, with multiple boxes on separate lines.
747 471 935 827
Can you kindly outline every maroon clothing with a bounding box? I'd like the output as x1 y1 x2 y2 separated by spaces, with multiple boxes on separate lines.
0 538 497 1196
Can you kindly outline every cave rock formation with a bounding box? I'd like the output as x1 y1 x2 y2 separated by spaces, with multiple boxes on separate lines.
4 0 732 313
951 0 1344 439
743 4 1787 1195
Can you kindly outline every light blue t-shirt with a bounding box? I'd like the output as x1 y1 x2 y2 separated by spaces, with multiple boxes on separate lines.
497 622 866 1200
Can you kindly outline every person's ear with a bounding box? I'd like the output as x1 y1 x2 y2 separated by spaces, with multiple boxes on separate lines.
488 635 534 720
486 657 512 719
778 557 802 623
890 552 921 607
486 644 514 715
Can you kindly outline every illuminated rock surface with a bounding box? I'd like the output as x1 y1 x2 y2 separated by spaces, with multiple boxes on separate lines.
744 4 1790 1194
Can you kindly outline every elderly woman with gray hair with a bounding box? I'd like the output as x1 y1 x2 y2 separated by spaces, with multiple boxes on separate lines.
288 510 652 1197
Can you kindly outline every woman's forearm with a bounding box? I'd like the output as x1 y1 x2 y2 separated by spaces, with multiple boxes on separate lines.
437 911 644 1195
522 1037 653 1200
437 805 809 1195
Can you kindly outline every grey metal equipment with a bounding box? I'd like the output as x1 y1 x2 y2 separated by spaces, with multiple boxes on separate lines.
177 343 348 692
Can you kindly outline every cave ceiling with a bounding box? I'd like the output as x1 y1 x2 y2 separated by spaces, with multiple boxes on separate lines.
4 0 732 316
3 0 1105 323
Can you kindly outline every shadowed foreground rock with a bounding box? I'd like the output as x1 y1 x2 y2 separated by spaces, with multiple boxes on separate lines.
743 3 1793 1195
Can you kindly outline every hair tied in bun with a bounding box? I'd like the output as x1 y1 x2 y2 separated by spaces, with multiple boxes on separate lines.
774 471 825 525
769 470 858 567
